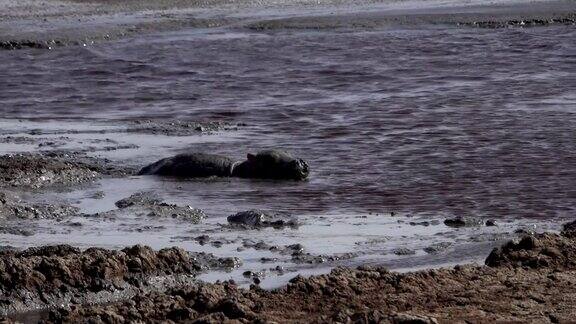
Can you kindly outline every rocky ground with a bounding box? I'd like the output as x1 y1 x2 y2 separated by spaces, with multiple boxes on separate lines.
0 224 573 322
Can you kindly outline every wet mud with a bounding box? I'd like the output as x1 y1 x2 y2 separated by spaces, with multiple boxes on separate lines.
1 0 576 321
0 154 108 189
0 244 240 317
458 14 576 28
14 227 576 323
105 192 206 223
1 0 575 51
0 191 78 222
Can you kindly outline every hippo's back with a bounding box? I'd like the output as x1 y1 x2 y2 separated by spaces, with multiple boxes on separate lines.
138 153 234 178
232 150 309 180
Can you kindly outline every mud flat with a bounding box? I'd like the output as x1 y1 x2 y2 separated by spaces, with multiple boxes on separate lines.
0 227 574 322
0 117 570 293
1 0 575 49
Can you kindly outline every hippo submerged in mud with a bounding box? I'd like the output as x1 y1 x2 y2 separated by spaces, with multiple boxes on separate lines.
138 150 309 181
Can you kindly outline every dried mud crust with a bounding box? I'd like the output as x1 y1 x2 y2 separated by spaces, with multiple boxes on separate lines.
0 153 134 189
0 244 241 316
34 229 576 323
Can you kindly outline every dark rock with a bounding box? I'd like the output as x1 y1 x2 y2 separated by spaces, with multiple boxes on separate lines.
195 235 210 245
115 192 162 208
423 242 452 255
242 240 276 251
285 244 305 254
260 257 278 263
227 210 298 228
409 220 440 226
486 219 497 227
291 254 327 264
444 217 483 228
108 193 205 223
393 248 416 256
515 227 536 236
146 204 205 222
409 221 430 226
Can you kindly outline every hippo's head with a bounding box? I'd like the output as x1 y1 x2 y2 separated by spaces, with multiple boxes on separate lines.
232 150 309 181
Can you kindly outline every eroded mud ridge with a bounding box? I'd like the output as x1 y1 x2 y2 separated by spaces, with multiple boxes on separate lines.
0 244 240 316
1 226 567 322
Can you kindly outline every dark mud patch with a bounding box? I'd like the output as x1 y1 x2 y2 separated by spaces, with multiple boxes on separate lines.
126 120 239 136
38 227 576 323
0 40 63 51
423 242 452 255
485 232 576 269
0 244 241 316
105 192 206 223
0 191 79 221
115 191 163 209
443 216 484 228
227 210 299 229
3 120 239 138
240 240 358 265
0 153 134 189
457 14 576 28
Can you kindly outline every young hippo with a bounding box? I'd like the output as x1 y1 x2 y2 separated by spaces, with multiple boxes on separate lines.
138 150 309 181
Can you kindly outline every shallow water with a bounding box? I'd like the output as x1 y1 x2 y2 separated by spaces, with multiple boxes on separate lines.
1 6 575 286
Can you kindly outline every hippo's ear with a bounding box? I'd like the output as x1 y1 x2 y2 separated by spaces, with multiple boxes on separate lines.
247 153 257 162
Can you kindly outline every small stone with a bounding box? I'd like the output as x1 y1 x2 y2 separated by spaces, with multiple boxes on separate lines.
393 248 416 256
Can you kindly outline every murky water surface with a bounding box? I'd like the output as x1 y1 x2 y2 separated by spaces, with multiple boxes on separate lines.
0 14 575 286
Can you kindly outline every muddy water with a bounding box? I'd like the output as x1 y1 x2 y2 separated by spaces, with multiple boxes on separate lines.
1 9 575 287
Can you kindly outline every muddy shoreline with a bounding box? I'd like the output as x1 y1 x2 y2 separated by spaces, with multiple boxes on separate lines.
1 0 575 49
2 228 576 322
2 0 576 321
0 118 574 322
